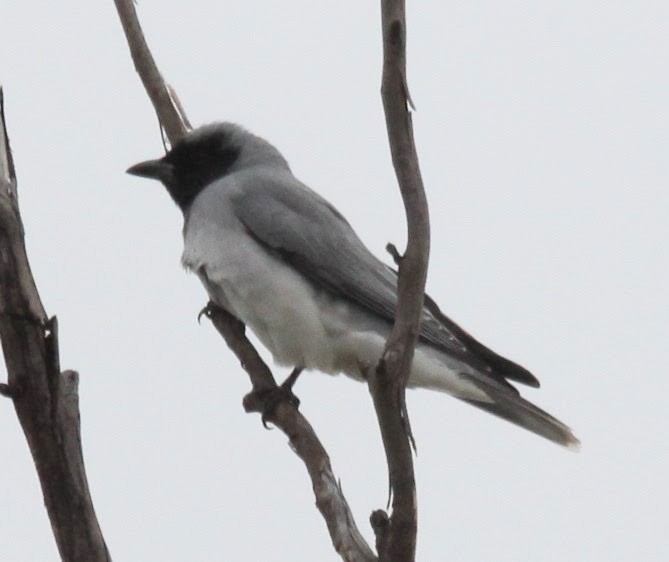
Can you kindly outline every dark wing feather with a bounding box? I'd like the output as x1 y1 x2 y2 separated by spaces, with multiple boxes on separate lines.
231 172 538 388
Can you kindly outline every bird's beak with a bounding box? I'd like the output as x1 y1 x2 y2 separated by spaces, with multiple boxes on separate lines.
126 158 173 183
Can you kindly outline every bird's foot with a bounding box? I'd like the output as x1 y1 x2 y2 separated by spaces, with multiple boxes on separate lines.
197 302 215 324
243 367 302 428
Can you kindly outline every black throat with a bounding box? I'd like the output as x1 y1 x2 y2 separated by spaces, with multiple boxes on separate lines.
162 132 241 211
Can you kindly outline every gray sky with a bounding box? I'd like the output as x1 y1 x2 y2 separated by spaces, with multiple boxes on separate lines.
2 1 667 560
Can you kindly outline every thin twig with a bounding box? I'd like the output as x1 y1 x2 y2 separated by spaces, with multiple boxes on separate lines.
369 1 430 560
114 0 188 144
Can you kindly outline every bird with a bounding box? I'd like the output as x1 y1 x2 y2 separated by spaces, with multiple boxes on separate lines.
127 122 579 449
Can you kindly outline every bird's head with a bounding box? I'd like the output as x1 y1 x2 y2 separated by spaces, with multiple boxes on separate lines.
127 122 288 210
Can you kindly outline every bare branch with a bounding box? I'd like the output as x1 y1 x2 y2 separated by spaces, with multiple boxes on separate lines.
115 8 376 560
114 0 189 143
270 402 377 562
369 1 430 560
203 304 376 562
0 89 111 562
200 303 275 392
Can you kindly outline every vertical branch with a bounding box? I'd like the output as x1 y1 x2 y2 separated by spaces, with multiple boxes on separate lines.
0 90 111 561
369 1 430 561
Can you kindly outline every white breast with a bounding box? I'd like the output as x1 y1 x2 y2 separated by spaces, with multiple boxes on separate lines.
180 181 489 401
181 193 349 373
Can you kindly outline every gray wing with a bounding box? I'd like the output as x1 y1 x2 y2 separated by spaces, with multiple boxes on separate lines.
231 171 539 388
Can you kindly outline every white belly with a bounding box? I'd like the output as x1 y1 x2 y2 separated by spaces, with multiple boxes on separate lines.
182 220 489 401
182 222 350 372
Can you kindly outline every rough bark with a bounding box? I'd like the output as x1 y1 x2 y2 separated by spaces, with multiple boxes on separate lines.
0 89 111 561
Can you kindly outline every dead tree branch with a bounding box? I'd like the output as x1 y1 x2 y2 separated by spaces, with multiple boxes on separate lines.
114 0 190 142
369 1 430 561
205 305 376 562
114 4 376 560
0 89 111 561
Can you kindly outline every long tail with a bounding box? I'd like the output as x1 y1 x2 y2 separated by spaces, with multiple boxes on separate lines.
458 372 580 450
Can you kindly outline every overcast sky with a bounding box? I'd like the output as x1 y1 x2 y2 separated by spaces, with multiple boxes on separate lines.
2 1 667 561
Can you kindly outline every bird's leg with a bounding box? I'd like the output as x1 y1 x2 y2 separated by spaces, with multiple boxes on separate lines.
279 366 303 394
243 367 303 428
